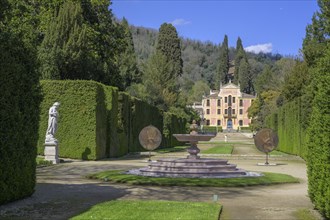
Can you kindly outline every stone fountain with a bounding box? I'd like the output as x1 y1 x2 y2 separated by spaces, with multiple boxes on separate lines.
134 121 248 178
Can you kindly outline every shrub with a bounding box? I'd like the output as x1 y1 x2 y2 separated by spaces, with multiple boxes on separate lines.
0 31 41 204
201 126 222 134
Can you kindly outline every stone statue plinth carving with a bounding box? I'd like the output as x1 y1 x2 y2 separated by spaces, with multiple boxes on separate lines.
44 142 60 164
44 102 60 164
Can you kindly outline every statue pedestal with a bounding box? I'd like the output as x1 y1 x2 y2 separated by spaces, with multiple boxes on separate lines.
44 142 60 164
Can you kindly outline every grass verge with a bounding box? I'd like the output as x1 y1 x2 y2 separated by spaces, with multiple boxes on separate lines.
201 145 233 154
293 208 320 220
36 157 53 167
70 200 222 220
87 170 299 187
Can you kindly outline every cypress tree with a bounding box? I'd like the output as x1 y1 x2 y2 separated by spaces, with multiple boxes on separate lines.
238 59 253 94
143 52 177 111
156 23 183 77
38 1 90 80
216 35 229 88
234 37 246 84
38 0 121 87
118 17 140 89
234 37 253 93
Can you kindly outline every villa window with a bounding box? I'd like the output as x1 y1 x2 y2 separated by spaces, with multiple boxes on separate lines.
225 97 227 103
217 120 221 126
239 99 243 107
206 120 210 125
233 109 235 115
217 99 221 106
206 109 210 114
207 99 210 106
233 97 236 103
225 109 228 114
239 109 243 115
217 109 221 114
239 120 243 126
228 107 232 114
228 95 232 106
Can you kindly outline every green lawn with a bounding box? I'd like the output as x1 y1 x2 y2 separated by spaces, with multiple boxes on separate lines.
71 200 222 220
201 145 233 154
36 157 53 167
269 150 291 156
87 170 299 187
199 141 255 145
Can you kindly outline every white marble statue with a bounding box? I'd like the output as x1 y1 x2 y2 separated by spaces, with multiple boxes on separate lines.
45 102 60 143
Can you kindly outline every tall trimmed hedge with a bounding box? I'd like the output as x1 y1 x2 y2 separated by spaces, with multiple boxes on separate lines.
130 97 164 152
117 93 186 154
266 90 329 218
306 55 330 219
163 112 187 147
0 32 41 204
38 81 187 159
38 80 116 160
116 92 132 156
104 86 120 158
266 97 309 159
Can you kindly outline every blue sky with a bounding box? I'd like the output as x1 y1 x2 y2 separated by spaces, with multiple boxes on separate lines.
111 0 319 56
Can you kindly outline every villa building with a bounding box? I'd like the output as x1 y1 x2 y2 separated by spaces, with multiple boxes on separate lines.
199 81 256 130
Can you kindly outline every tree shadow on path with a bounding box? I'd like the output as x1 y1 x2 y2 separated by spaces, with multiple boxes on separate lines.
0 182 128 219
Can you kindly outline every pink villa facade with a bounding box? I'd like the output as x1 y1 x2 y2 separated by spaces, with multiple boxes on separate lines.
201 82 255 130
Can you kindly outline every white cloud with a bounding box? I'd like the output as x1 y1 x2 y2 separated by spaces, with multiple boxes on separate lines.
245 43 273 54
170 18 191 26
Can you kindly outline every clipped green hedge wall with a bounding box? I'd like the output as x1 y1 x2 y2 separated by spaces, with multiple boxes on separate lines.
163 112 187 147
116 92 132 156
306 56 330 219
39 81 187 159
103 86 120 158
201 126 222 134
131 97 164 152
266 97 308 159
117 93 187 153
38 80 114 160
266 90 330 218
0 32 41 204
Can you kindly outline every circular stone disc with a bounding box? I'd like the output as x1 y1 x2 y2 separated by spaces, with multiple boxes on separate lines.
138 125 162 151
254 128 279 153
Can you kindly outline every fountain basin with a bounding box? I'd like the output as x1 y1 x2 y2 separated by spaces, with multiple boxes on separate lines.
137 158 247 178
173 134 215 142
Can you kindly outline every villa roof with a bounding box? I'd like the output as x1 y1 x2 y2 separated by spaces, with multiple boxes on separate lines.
205 93 219 98
221 82 240 89
242 93 256 98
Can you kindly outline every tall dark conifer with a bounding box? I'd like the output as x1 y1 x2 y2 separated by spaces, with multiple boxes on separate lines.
216 35 229 88
156 23 183 77
234 37 245 84
118 17 140 89
234 37 253 93
38 0 121 87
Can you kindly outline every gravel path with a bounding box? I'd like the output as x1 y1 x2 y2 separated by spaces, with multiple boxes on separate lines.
0 133 321 220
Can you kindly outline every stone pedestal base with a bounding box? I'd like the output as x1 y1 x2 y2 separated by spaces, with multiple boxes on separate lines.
44 142 60 164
